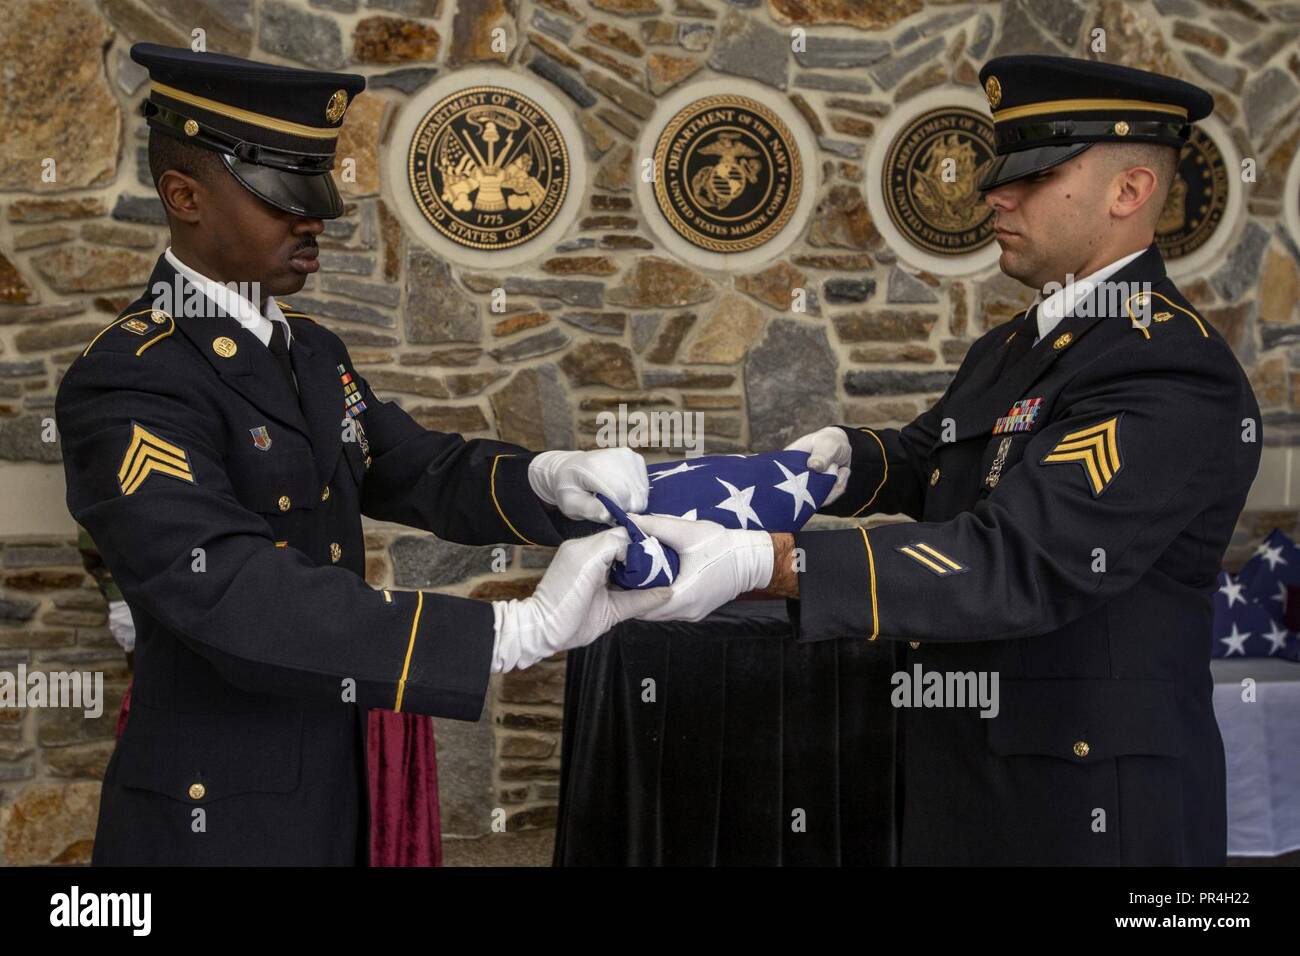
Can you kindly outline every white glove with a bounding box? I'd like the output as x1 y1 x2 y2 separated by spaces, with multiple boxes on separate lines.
491 526 668 672
108 600 136 654
623 514 773 623
528 448 649 523
784 426 851 506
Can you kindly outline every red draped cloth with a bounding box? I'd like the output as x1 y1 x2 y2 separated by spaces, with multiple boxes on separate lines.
114 683 441 866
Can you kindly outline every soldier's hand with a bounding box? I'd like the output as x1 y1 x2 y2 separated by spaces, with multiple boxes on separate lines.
490 527 668 672
784 426 851 505
528 448 650 523
622 514 774 623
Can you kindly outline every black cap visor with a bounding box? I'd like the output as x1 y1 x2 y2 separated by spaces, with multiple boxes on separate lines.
978 142 1094 192
220 153 344 219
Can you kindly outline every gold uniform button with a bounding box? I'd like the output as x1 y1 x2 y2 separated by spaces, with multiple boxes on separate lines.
149 309 168 324
1113 120 1130 136
1072 740 1090 758
183 119 199 137
188 783 206 800
909 641 921 649
277 495 291 512
321 485 331 502
330 542 342 563
930 467 940 486
212 335 238 358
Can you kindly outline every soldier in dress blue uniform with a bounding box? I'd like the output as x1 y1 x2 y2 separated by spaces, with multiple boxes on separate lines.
634 56 1263 865
57 45 663 866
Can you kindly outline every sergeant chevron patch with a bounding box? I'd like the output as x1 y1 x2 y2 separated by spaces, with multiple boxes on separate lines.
118 422 194 496
1040 415 1123 496
896 541 968 576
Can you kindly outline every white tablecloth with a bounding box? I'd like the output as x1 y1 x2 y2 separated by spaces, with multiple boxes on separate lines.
1212 658 1300 857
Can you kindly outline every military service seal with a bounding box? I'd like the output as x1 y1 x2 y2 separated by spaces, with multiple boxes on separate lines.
882 107 998 257
1155 126 1228 262
407 86 570 251
652 94 802 254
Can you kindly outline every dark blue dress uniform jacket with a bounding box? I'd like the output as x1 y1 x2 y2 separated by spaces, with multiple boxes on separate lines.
57 256 573 865
793 245 1262 865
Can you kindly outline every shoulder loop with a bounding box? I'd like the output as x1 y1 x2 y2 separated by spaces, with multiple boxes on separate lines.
1123 290 1208 341
82 307 175 357
277 300 315 322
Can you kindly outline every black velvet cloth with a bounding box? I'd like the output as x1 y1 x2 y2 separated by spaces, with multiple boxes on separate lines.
553 600 901 866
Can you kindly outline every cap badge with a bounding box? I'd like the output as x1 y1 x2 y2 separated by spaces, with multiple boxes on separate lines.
984 75 1002 109
183 119 199 137
212 336 238 358
326 89 349 124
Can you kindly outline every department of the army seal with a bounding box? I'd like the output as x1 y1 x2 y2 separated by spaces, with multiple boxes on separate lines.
652 94 802 254
406 86 569 251
1155 126 1228 261
883 107 998 257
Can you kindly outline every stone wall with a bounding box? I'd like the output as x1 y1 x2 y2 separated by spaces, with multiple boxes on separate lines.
1 0 1298 864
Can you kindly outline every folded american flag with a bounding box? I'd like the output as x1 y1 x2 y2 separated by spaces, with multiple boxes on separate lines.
598 450 837 589
1213 529 1300 660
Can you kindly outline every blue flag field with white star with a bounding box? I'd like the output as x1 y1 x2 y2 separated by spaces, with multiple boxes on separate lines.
1213 528 1300 660
598 450 838 590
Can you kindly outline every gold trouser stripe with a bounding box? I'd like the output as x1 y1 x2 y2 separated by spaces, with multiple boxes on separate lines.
394 591 424 713
901 546 950 575
915 542 962 570
490 455 540 546
151 81 341 140
993 98 1189 122
850 428 889 518
858 526 879 641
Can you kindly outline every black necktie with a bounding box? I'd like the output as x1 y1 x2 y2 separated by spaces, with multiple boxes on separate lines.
1002 304 1039 369
267 321 297 393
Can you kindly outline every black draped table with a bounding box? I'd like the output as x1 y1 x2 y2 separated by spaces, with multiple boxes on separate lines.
553 600 901 866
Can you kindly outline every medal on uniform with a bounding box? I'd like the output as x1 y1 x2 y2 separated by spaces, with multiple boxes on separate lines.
354 418 370 458
249 425 272 451
338 363 367 417
984 437 1013 489
993 396 1042 435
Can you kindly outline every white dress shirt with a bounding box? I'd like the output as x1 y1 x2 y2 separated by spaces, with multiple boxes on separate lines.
164 247 292 348
1031 248 1146 345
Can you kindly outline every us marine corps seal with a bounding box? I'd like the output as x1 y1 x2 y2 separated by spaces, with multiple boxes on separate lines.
407 85 569 251
652 94 802 254
883 107 998 257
